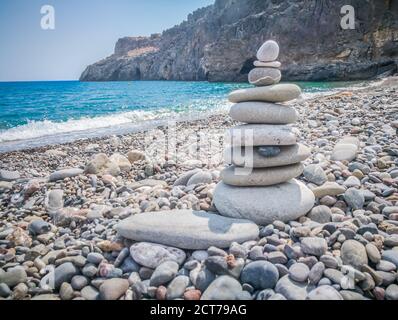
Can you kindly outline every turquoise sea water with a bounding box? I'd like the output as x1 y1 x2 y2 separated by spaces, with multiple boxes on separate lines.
0 80 366 152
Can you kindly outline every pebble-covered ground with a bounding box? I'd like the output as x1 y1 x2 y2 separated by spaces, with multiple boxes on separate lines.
1 78 398 300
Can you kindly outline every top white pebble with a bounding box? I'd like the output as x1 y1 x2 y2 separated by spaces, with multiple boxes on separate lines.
256 40 280 62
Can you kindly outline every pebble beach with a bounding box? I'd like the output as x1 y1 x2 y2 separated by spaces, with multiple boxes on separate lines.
1 77 398 301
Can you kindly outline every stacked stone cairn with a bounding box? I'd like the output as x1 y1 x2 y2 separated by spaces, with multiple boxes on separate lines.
213 40 315 225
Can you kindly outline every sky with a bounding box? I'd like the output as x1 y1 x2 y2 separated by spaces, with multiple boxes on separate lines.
0 0 214 81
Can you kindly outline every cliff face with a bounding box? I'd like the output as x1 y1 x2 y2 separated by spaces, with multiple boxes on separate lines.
80 0 398 82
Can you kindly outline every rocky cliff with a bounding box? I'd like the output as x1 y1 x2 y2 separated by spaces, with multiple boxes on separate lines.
80 0 398 82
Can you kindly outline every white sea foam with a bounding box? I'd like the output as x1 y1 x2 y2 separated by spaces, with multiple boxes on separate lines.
0 103 230 146
0 109 173 143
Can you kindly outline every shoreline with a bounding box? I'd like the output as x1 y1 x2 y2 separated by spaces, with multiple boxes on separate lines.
0 78 386 155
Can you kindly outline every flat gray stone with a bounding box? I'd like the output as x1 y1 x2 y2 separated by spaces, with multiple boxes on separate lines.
0 181 13 190
303 164 327 186
225 143 310 168
220 163 303 187
254 61 281 68
366 243 381 264
341 240 368 269
331 136 360 162
301 237 328 256
99 278 129 300
167 275 190 300
173 169 201 186
117 210 259 250
381 250 398 268
228 124 297 147
256 40 280 62
344 187 365 210
54 262 79 289
128 179 168 189
0 169 20 181
307 205 332 223
386 284 398 300
312 182 346 198
228 84 301 103
289 263 310 282
248 68 281 86
129 242 186 269
28 219 51 236
340 290 368 300
150 261 179 287
31 294 61 300
201 275 243 300
0 266 27 287
275 275 309 300
307 285 343 300
81 286 99 300
241 261 279 289
187 171 212 186
213 179 315 225
229 102 297 124
49 168 83 182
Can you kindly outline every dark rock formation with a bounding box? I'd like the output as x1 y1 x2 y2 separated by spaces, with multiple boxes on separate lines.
80 0 398 82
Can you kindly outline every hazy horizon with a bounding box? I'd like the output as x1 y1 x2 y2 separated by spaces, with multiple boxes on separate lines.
0 0 214 82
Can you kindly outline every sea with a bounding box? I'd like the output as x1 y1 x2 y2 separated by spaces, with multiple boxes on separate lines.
0 80 368 153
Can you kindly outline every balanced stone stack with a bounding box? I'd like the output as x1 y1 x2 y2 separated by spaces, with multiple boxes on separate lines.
213 40 315 226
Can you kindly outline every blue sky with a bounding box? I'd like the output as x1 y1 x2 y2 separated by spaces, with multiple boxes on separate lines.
0 0 214 81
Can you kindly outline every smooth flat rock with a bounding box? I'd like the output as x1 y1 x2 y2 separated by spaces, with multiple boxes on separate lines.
229 102 298 124
307 286 343 300
220 163 304 187
0 181 13 190
99 278 129 300
49 168 84 182
31 294 61 300
227 124 297 147
307 205 332 223
0 170 20 181
173 169 201 186
117 210 259 250
303 164 327 186
0 267 27 287
275 275 309 300
256 40 280 62
127 150 146 163
340 290 369 300
311 182 346 198
128 179 168 189
331 136 360 162
150 261 179 287
109 153 131 172
228 84 301 103
187 171 212 186
341 240 368 269
301 237 328 256
129 242 186 269
248 68 281 86
225 143 310 168
213 179 315 225
167 276 190 300
241 261 279 289
201 275 243 300
381 250 398 268
254 61 281 68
